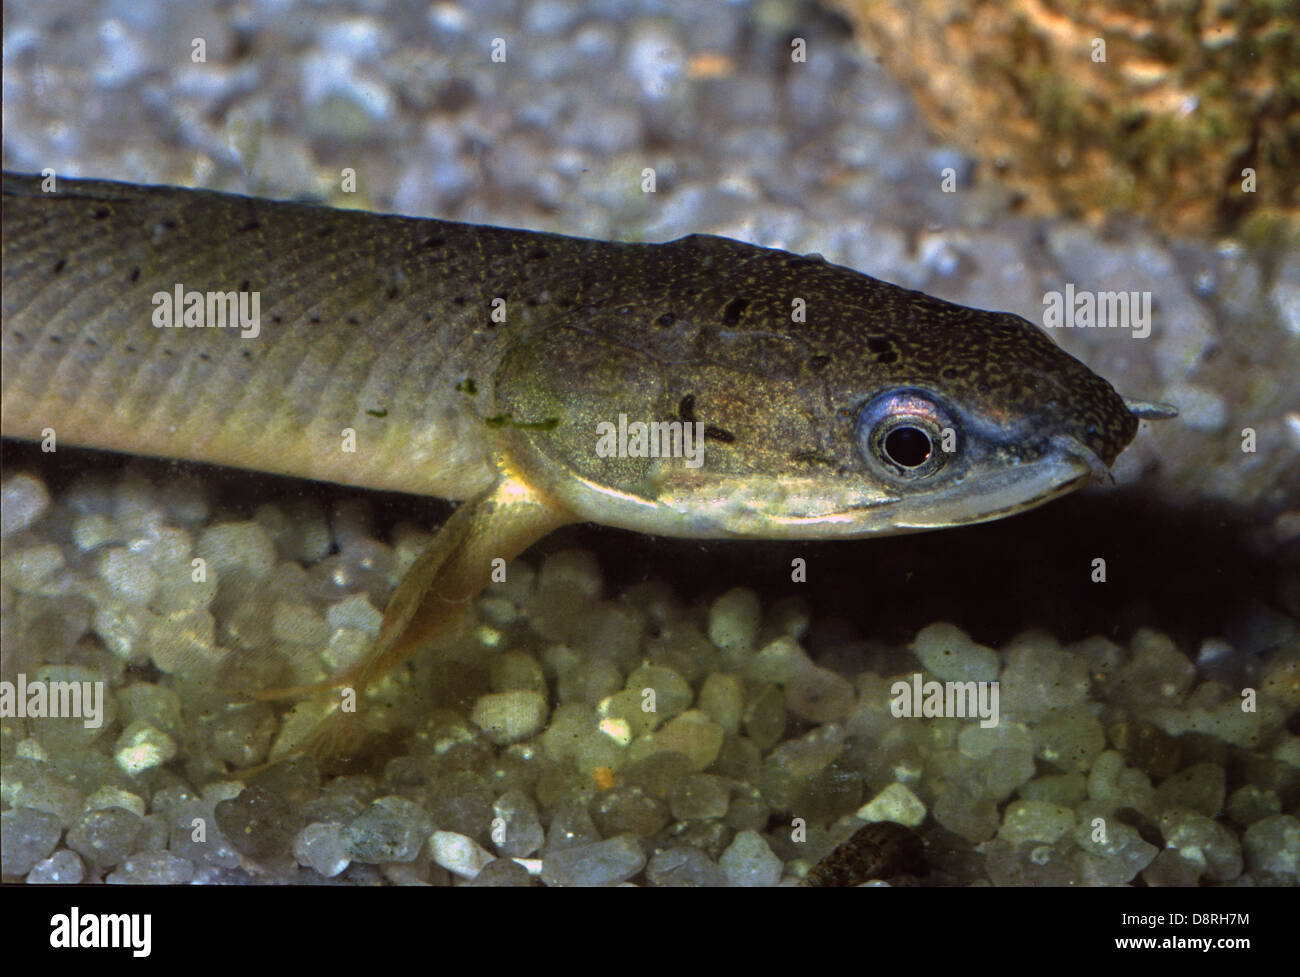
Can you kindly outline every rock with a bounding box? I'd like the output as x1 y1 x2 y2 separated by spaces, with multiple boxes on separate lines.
109 851 195 884
471 690 549 745
466 858 533 886
1 808 63 876
646 846 728 886
719 829 783 886
999 801 1076 845
541 835 646 886
429 830 495 878
1 472 51 537
343 796 431 863
492 789 545 857
1242 815 1300 878
293 822 351 877
669 774 731 821
856 783 926 827
912 622 999 682
709 587 762 650
215 786 301 861
26 849 85 884
66 808 142 869
1154 763 1226 817
1158 811 1242 882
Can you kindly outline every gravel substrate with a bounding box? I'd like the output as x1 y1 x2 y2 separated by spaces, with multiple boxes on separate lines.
2 0 1298 885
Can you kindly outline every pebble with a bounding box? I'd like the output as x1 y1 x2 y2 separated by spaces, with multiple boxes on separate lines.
1 807 64 876
109 851 195 884
66 807 143 869
471 690 550 745
1073 822 1158 885
999 800 1076 845
215 786 300 861
1 473 51 537
114 721 178 776
669 773 731 821
26 849 85 884
709 587 762 650
1158 811 1242 881
912 622 999 682
492 789 545 858
1153 762 1226 817
697 672 743 734
646 846 728 886
293 822 351 877
429 830 495 878
719 830 783 886
541 835 647 886
1242 815 1299 878
856 784 926 827
1035 706 1106 773
467 858 533 886
343 796 430 864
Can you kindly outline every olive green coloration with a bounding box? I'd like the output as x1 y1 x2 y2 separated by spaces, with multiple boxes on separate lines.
1 172 1162 763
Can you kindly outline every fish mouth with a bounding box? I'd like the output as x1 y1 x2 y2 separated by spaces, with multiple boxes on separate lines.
877 436 1100 532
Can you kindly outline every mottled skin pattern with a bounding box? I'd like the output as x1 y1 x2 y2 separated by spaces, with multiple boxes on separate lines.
801 821 926 886
2 172 1147 765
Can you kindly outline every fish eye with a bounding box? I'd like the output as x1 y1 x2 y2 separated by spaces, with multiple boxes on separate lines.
857 390 954 479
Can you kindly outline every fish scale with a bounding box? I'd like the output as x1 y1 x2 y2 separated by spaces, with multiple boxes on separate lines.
0 171 1169 764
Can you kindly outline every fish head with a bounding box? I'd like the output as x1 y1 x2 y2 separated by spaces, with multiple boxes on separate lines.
492 236 1165 539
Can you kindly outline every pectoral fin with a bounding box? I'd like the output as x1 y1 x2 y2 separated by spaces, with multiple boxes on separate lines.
259 469 575 766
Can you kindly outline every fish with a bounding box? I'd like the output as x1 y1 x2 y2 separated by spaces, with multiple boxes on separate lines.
0 171 1173 764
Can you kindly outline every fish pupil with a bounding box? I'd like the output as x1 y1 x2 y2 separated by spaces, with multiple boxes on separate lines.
884 426 932 468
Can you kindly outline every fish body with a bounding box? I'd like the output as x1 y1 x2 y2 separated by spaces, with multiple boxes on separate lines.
1 172 1160 760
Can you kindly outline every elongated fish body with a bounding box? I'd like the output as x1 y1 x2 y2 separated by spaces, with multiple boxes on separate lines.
1 172 1161 761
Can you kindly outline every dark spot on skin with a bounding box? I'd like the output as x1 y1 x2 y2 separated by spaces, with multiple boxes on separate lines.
485 413 560 431
91 206 110 220
53 258 66 274
866 337 892 354
423 234 446 249
791 450 834 465
366 408 388 418
876 351 899 364
526 247 548 261
238 219 261 233
721 296 749 326
657 313 676 328
128 267 140 283
801 822 924 887
809 354 830 371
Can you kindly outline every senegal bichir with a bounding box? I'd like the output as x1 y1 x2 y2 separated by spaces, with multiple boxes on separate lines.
0 172 1174 765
